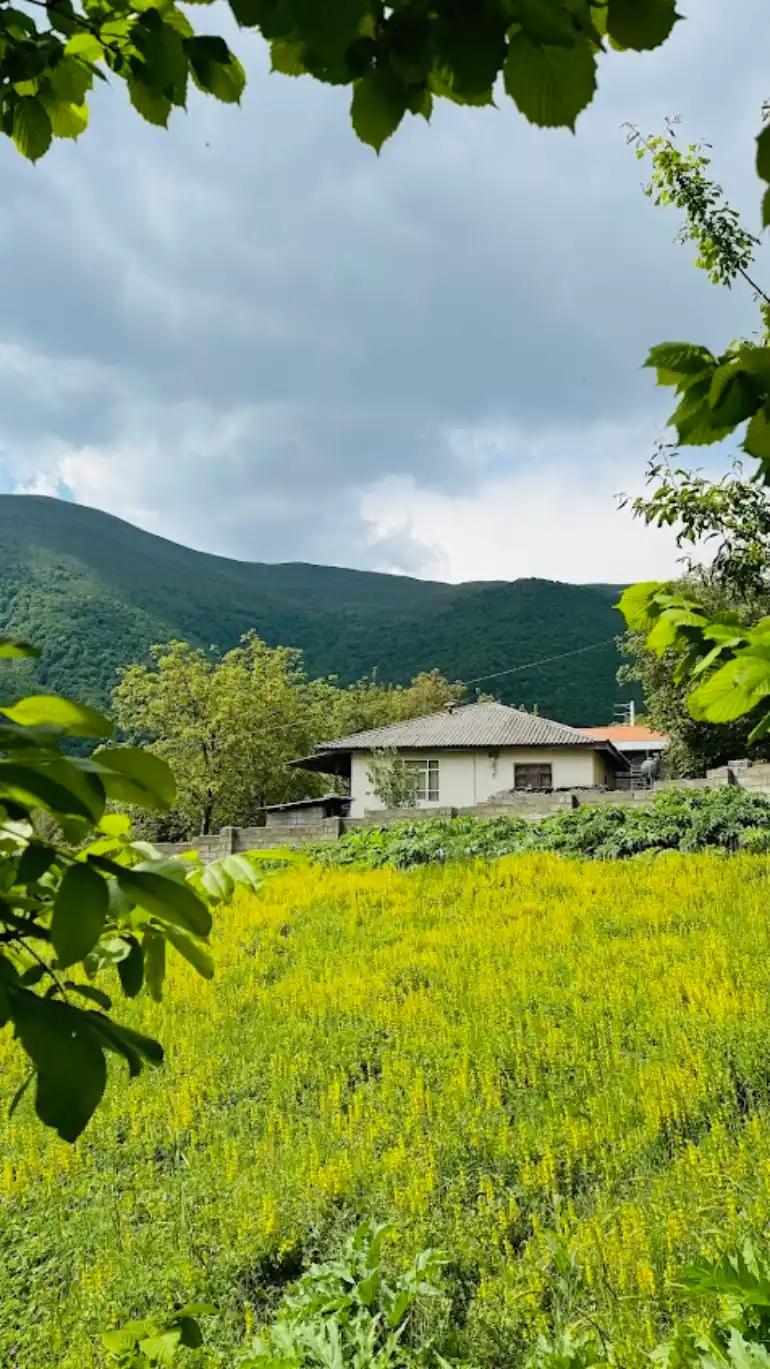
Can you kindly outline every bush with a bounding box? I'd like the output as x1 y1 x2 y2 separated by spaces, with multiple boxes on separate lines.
312 787 770 869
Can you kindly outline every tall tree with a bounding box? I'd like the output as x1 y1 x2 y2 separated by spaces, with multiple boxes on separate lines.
113 634 323 835
113 637 465 835
620 115 770 742
619 459 770 772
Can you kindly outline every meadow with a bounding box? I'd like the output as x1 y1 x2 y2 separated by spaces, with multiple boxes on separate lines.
5 853 770 1365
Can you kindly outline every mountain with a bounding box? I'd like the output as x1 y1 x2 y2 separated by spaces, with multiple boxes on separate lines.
0 495 638 726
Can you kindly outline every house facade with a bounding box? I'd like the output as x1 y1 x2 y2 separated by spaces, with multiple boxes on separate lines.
296 701 629 818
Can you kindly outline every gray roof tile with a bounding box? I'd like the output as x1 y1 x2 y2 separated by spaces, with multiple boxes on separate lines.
317 701 607 752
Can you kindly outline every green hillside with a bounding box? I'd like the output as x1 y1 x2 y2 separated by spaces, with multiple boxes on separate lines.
0 495 637 725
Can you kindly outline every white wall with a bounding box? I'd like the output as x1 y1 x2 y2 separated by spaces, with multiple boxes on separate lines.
350 747 602 817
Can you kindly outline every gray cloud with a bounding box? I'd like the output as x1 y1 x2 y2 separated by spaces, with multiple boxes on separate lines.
0 0 767 573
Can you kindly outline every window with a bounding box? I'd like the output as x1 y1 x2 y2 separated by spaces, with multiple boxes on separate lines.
406 758 439 802
514 763 552 792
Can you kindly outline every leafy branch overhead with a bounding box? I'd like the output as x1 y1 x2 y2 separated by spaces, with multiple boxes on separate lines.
0 0 685 161
0 636 262 1144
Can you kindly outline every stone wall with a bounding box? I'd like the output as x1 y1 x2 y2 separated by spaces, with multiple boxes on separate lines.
150 765 770 863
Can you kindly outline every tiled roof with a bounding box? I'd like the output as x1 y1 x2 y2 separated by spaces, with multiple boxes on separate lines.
317 701 606 752
580 725 669 744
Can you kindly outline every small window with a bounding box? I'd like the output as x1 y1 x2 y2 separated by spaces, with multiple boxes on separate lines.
406 758 439 802
514 763 552 792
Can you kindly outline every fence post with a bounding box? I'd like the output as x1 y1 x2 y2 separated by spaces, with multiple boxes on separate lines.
219 826 237 855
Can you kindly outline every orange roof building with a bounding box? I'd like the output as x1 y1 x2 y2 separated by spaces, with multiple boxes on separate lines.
579 724 669 756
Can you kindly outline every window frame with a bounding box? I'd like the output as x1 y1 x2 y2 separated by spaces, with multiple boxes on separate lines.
514 762 553 792
405 757 440 802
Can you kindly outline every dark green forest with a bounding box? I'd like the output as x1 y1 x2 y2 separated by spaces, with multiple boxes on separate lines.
0 495 635 725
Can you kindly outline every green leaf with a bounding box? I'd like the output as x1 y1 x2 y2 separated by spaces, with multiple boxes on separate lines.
616 581 667 632
503 33 596 131
47 99 89 139
64 981 113 1010
12 97 53 162
0 637 39 660
220 853 263 891
0 761 99 821
199 859 235 903
432 8 507 97
88 1012 163 1075
757 125 770 184
644 342 715 378
511 0 578 47
689 652 770 723
64 32 105 61
52 863 108 968
10 991 107 1141
0 695 112 738
49 56 93 103
186 39 246 101
605 0 679 50
143 929 166 1002
105 864 212 936
749 712 770 745
291 0 368 57
351 68 407 151
127 76 172 125
646 608 704 655
117 935 144 997
763 187 770 231
93 747 176 810
164 925 214 978
745 407 770 463
270 39 306 75
16 842 56 885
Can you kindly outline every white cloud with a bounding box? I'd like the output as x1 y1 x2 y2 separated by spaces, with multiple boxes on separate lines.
361 422 684 583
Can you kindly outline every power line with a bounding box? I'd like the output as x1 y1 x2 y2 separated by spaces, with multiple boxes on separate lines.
242 635 623 743
460 637 619 689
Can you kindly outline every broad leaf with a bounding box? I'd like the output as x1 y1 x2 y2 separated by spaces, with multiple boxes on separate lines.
12 97 52 162
512 0 578 48
757 125 770 185
616 581 667 632
644 342 715 378
47 99 89 139
52 862 108 967
127 77 172 125
351 68 407 151
744 407 770 463
606 0 679 50
116 935 144 997
689 653 770 723
109 864 212 936
10 991 107 1140
0 761 99 820
64 31 104 61
503 33 596 131
93 746 176 809
164 925 214 978
291 0 368 58
16 842 56 884
143 928 166 1002
0 695 112 738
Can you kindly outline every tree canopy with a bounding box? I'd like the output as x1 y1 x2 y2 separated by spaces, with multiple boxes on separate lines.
1 0 692 162
113 633 464 836
618 119 770 747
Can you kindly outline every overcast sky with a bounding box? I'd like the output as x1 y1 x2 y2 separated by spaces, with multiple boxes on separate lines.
0 0 767 584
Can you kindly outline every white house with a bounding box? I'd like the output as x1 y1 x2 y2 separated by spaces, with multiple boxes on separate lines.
296 701 629 818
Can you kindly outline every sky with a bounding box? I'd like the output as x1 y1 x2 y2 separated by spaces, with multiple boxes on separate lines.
0 1 767 585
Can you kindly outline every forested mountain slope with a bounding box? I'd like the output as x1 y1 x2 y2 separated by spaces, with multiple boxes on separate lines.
0 496 634 724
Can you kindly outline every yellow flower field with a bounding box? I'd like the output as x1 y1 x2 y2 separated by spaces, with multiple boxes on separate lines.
4 853 770 1366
